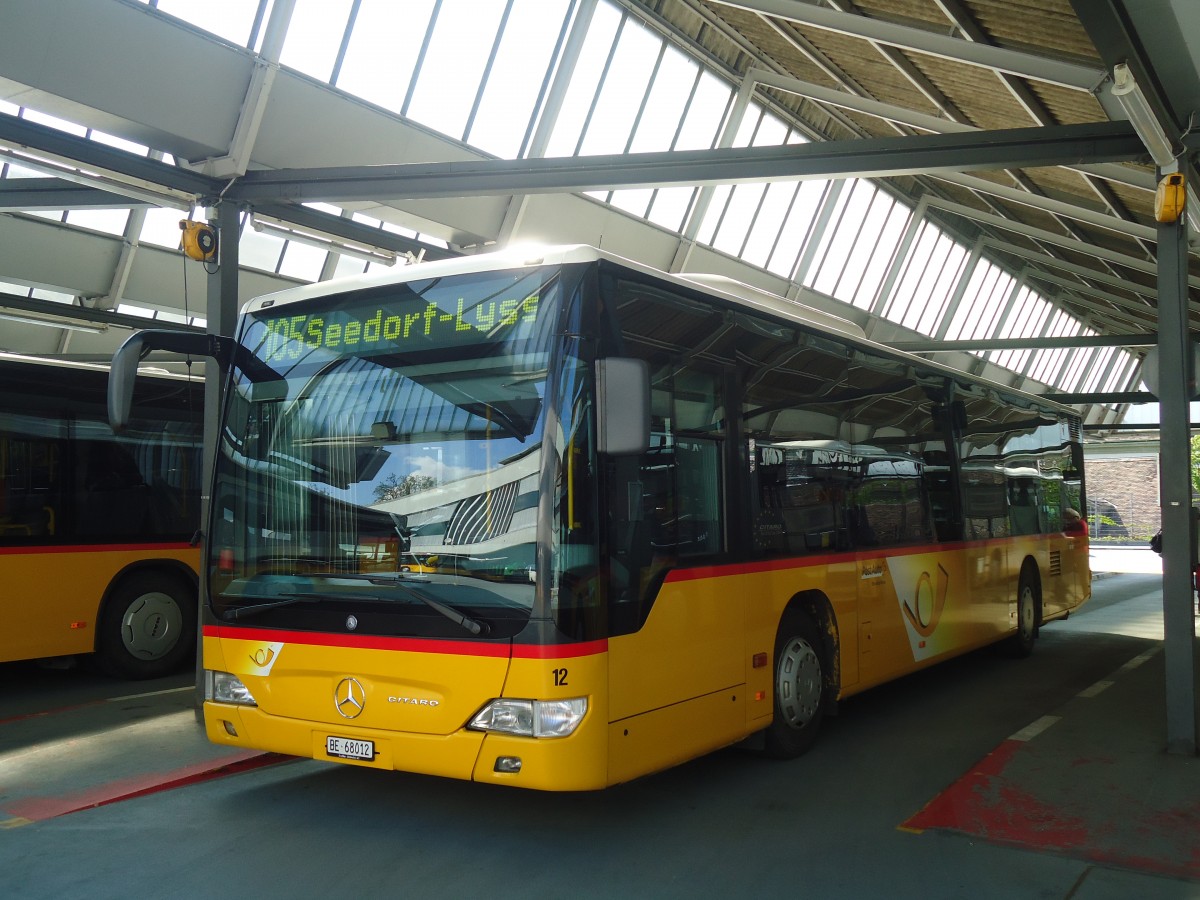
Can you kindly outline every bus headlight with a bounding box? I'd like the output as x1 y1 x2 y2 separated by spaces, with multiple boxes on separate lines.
469 698 587 738
205 670 258 706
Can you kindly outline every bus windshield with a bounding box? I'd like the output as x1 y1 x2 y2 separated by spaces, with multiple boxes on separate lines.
209 266 564 638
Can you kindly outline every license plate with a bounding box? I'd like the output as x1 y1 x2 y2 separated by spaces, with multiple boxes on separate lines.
326 735 375 761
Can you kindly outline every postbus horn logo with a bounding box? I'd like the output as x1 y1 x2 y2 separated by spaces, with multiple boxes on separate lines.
902 564 949 638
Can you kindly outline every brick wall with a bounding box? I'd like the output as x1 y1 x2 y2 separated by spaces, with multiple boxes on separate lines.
1085 456 1160 542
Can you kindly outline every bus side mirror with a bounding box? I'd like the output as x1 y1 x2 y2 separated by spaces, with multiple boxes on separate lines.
108 329 215 432
596 357 650 456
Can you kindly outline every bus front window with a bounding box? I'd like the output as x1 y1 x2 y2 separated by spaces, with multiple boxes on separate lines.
210 266 564 639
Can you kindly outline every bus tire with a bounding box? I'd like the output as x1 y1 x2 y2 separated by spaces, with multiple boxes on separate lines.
1005 567 1039 658
97 571 197 680
763 610 827 758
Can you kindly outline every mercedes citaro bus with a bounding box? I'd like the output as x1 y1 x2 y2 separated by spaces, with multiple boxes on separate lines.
109 245 1089 790
1 353 201 678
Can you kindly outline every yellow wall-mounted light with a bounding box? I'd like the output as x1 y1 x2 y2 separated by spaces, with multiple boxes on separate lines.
1155 172 1187 224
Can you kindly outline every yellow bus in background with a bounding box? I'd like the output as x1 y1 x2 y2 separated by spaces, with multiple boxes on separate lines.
0 353 202 679
110 245 1089 788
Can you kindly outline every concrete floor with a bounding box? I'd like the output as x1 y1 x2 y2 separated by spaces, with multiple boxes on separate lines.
1 549 1198 899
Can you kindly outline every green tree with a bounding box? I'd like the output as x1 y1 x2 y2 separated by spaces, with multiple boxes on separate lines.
1192 433 1200 496
373 472 436 503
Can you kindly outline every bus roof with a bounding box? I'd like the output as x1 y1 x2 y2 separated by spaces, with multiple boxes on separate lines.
243 244 859 338
240 244 1077 419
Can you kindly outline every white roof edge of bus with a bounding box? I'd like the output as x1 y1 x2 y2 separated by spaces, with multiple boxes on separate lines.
239 244 1074 416
0 350 109 373
240 244 611 313
244 245 865 345
675 273 867 340
0 349 197 381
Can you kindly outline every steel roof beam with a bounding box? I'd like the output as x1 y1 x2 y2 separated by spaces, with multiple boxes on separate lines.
0 113 216 198
744 68 1153 191
0 178 154 210
888 332 1157 352
927 196 1200 290
707 0 1107 90
980 237 1157 298
1048 391 1155 405
0 289 201 333
224 121 1142 203
1024 271 1162 323
932 171 1156 243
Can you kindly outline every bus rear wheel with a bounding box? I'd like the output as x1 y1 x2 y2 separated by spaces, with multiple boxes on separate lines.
1005 569 1039 658
763 611 827 758
97 572 196 680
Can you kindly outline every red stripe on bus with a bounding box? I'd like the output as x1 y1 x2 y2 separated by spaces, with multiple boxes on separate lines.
203 625 606 658
511 640 608 659
663 537 1057 583
0 542 194 556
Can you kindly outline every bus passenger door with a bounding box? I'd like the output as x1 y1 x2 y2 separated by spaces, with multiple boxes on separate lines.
606 432 746 780
857 554 908 686
961 468 1012 640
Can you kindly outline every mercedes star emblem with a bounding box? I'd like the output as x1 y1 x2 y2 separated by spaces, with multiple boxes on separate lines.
334 677 366 719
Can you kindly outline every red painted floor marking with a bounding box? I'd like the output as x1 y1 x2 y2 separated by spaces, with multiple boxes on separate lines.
901 740 1200 881
0 699 106 727
2 751 291 823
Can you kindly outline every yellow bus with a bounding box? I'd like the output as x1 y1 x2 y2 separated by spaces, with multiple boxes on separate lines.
110 245 1089 788
0 353 203 679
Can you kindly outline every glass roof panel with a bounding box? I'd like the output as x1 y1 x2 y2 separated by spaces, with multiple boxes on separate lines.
335 0 436 115
742 179 802 269
238 224 286 272
65 209 131 236
627 46 697 154
140 206 193 249
1080 347 1115 393
765 180 826 280
88 131 150 156
809 179 875 299
674 71 731 152
153 0 262 47
848 199 910 309
279 0 353 81
943 261 1014 341
467 0 573 158
543 3 621 158
277 239 327 281
406 0 508 141
577 19 660 156
610 189 654 218
646 187 694 233
879 220 936 324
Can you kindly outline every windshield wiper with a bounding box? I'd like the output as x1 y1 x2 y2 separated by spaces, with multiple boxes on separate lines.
223 578 490 636
222 593 322 621
363 573 491 636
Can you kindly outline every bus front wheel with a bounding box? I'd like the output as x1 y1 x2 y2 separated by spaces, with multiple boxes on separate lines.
97 572 197 680
763 610 827 758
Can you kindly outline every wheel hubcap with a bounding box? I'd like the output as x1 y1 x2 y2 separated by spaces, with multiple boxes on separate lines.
120 591 183 661
1020 585 1035 638
777 636 822 729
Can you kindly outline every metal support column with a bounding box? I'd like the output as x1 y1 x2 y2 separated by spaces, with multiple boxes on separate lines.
194 200 241 713
1155 206 1198 755
203 201 240 540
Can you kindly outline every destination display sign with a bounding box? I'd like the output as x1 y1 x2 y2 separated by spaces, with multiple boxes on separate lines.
251 268 553 365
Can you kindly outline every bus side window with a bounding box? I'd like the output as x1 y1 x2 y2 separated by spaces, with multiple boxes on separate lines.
76 440 149 536
1008 479 1041 535
605 363 724 635
0 436 60 538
